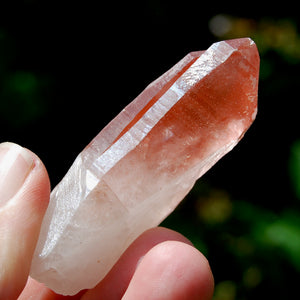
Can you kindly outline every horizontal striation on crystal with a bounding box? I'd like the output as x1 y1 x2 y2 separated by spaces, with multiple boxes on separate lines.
30 38 259 295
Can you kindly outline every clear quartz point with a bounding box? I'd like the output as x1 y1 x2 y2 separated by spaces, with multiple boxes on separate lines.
30 38 259 295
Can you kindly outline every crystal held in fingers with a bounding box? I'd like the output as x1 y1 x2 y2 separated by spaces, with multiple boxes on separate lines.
30 38 259 295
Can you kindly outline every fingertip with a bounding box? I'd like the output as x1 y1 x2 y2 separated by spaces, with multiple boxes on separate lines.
0 142 50 299
82 227 198 300
20 147 51 216
123 240 214 300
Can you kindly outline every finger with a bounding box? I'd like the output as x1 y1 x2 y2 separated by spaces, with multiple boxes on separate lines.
122 241 214 300
18 277 56 300
82 227 197 300
0 142 50 299
19 277 86 300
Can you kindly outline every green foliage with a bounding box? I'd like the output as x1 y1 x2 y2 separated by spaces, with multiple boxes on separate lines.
257 211 300 271
209 15 300 64
0 29 49 127
0 71 47 126
289 140 300 200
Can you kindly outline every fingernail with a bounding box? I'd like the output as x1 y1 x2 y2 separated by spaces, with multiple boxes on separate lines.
0 142 34 207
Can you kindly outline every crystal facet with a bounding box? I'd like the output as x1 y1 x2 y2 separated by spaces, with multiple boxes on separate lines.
30 38 259 295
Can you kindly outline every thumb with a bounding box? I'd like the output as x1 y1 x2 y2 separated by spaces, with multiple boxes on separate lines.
0 142 50 300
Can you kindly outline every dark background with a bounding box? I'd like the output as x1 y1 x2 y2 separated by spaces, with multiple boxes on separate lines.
1 1 300 299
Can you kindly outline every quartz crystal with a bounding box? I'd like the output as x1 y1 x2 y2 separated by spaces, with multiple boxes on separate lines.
30 38 259 295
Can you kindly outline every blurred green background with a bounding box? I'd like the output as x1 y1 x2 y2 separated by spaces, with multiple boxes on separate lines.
1 1 300 299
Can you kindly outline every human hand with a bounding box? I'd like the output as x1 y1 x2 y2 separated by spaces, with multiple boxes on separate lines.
0 142 214 300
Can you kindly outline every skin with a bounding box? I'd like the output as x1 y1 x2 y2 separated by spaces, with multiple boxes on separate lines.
0 143 214 300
